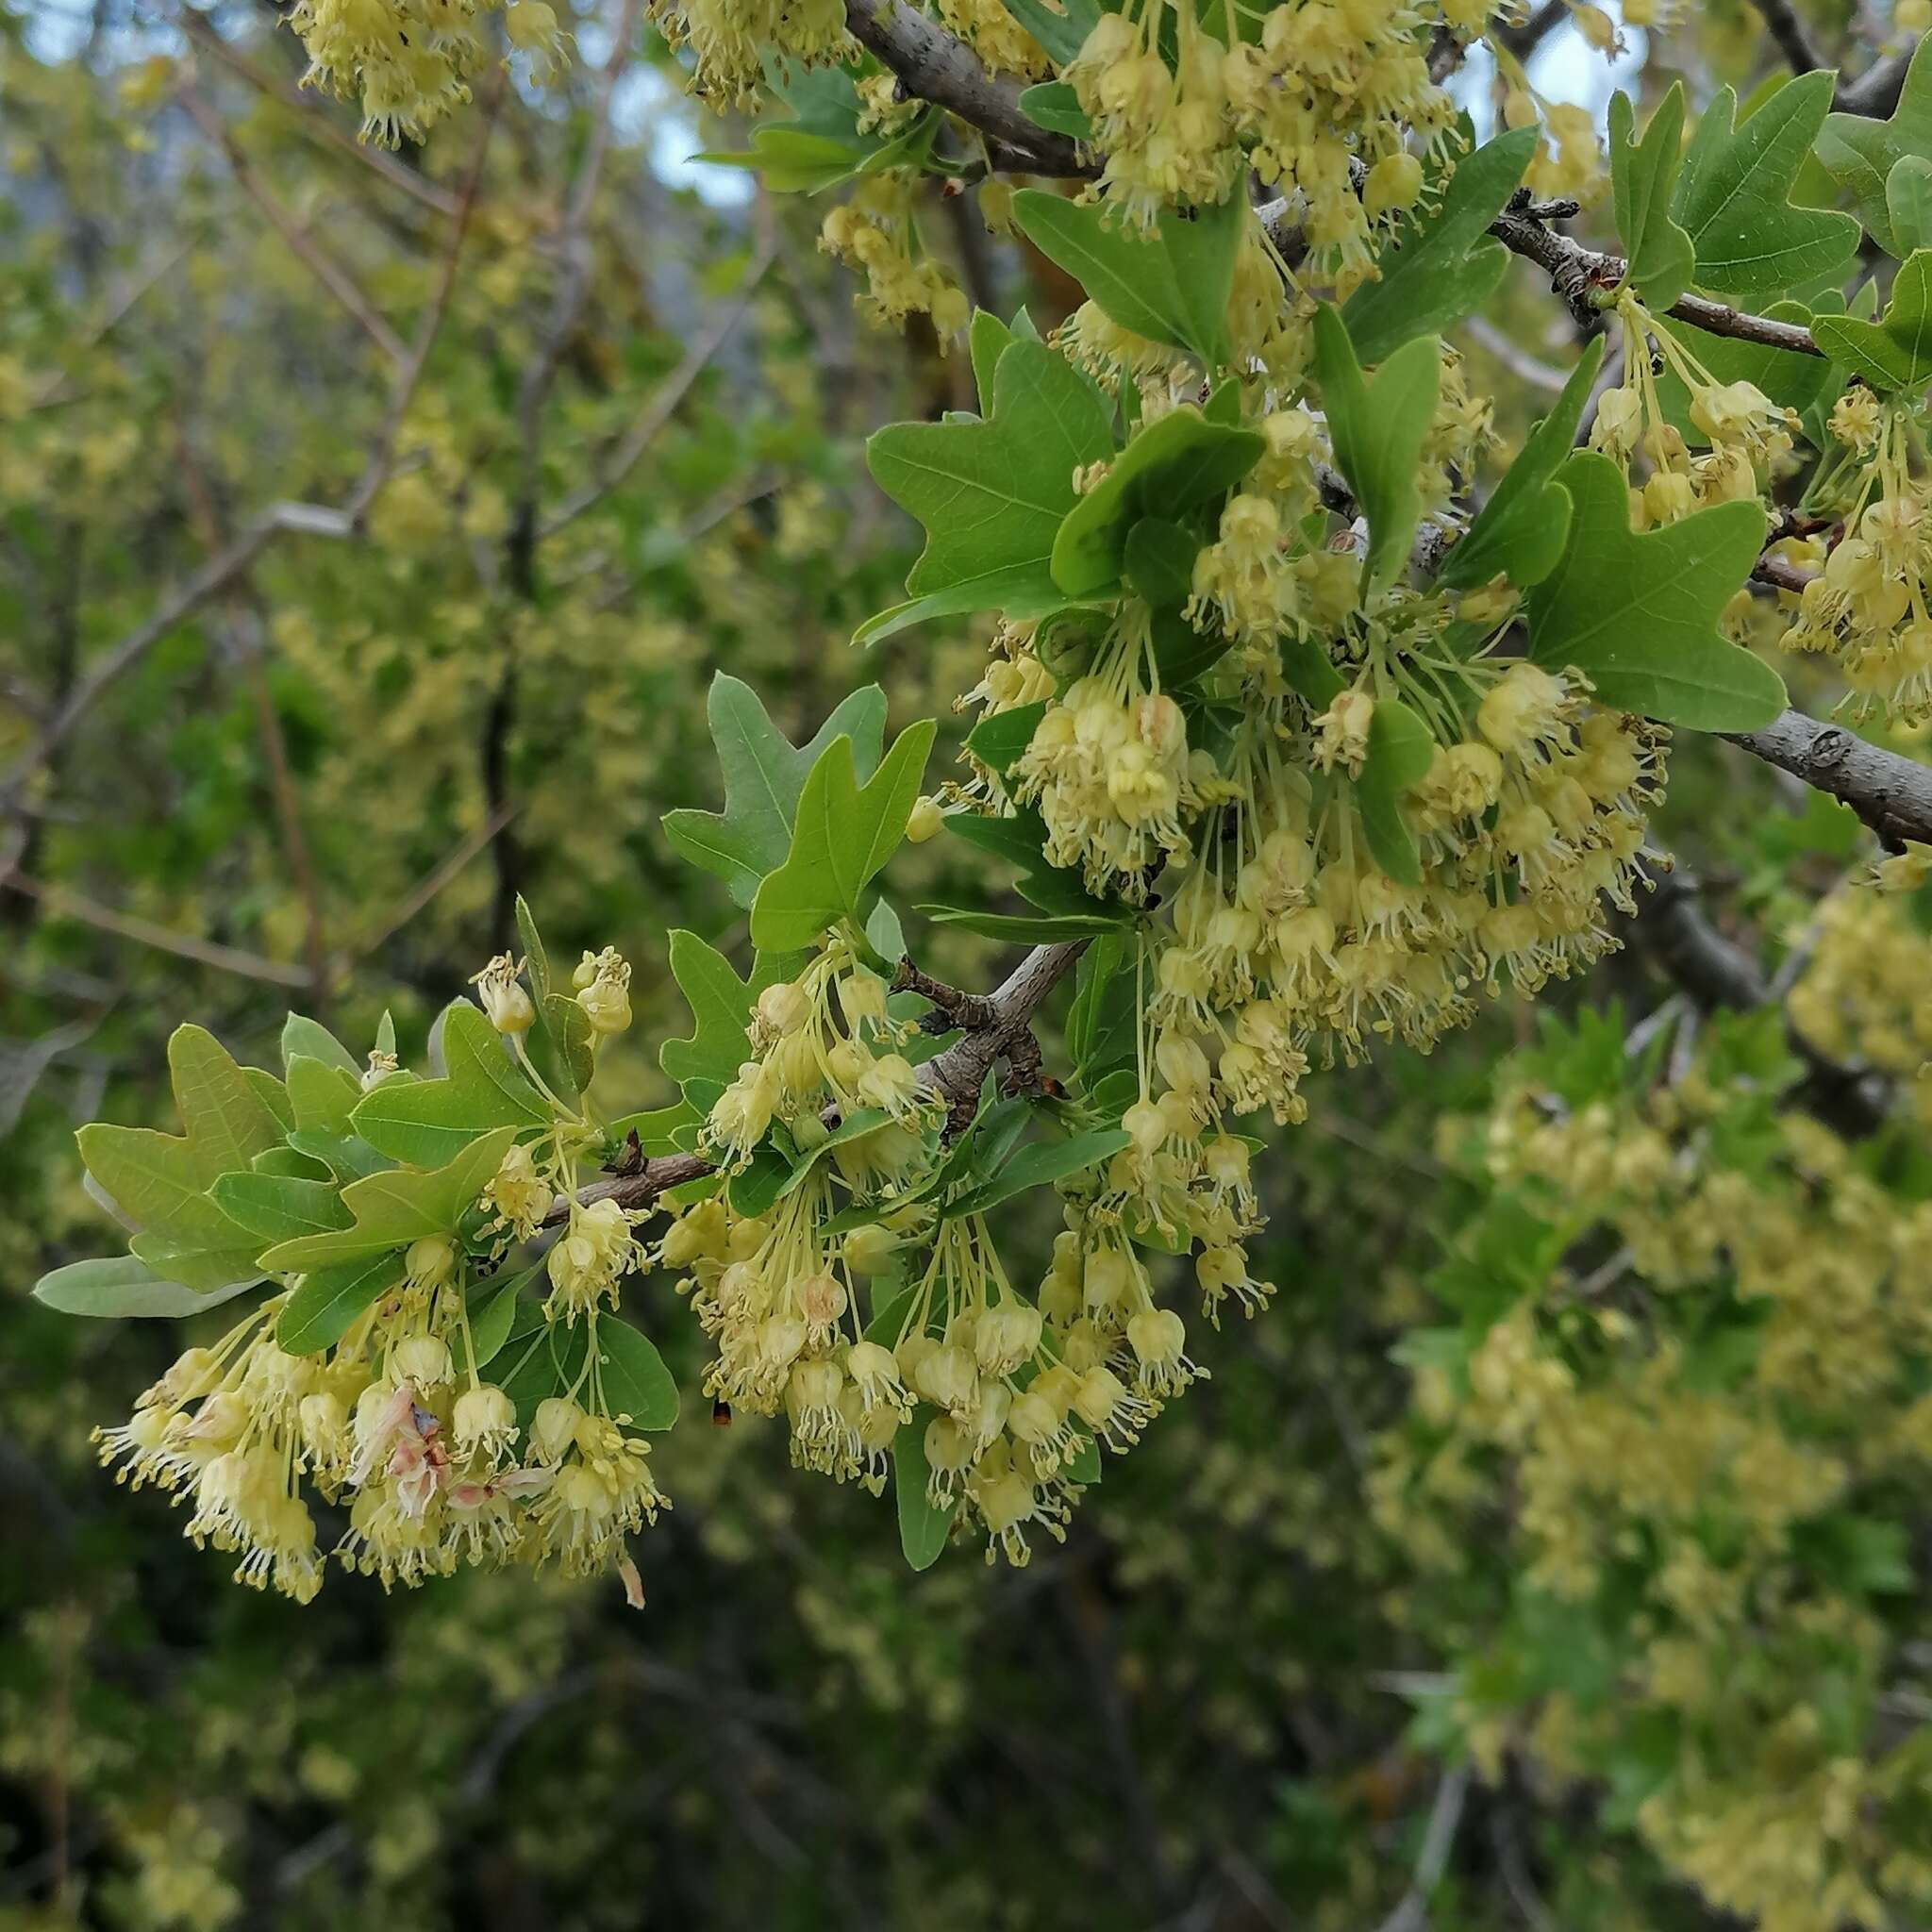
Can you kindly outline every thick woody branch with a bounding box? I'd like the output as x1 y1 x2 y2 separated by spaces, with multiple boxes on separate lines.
841 0 1095 175
554 939 1089 1223
1723 709 1932 849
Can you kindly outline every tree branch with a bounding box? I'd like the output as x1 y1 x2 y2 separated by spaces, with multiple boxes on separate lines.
841 0 1095 176
1837 49 1911 116
550 939 1088 1224
1723 708 1932 849
1637 865 1889 1137
1743 0 1824 75
1488 201 1824 356
180 85 408 367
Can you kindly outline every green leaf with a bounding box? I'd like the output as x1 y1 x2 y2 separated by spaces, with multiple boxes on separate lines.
690 61 941 193
867 340 1113 616
1651 301 1838 426
662 931 793 1098
1889 155 1932 255
281 1013 359 1076
964 702 1047 779
1356 699 1438 887
287 1055 362 1135
1311 306 1441 592
287 1130 394 1184
75 1024 286 1294
1011 188 1244 367
1525 452 1785 730
662 675 890 908
1440 337 1603 591
458 1264 539 1374
921 906 1125 941
258 1125 517 1272
1817 36 1932 258
1052 407 1262 596
1280 635 1347 708
1341 126 1537 362
1018 81 1091 139
275 1251 408 1355
997 0 1101 64
892 1418 955 1570
349 1000 549 1167
853 564 1098 648
1609 83 1696 309
207 1173 352 1244
969 308 1016 412
1671 74 1858 301
727 1141 795 1216
1809 249 1932 391
500 1317 590 1429
591 1316 680 1429
750 719 938 951
943 1125 1131 1216
1123 518 1199 608
32 1255 260 1320
1066 933 1138 1082
775 1109 892 1200
935 799 1134 929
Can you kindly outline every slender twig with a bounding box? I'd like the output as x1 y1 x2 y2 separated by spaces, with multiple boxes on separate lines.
541 228 778 539
0 502 349 811
514 0 647 566
350 798 522 960
1461 314 1571 392
0 75 499 820
179 84 408 367
1744 0 1824 73
1488 202 1824 356
176 9 462 218
1374 1765 1472 1932
0 871 311 988
841 0 1094 175
169 420 333 1000
549 938 1087 1224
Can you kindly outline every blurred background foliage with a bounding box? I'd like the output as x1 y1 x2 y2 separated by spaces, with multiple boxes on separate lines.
3 1 1929 1926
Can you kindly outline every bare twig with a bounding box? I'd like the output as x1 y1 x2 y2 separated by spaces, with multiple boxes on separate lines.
549 938 1088 1224
1461 314 1571 392
1744 0 1824 74
176 10 462 218
1374 1764 1472 1932
514 0 647 567
1636 863 1890 1136
0 870 311 988
0 502 349 812
1488 202 1824 356
541 228 779 539
351 798 522 960
180 84 408 367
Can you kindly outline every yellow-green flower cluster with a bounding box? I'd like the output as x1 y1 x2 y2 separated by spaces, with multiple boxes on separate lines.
95 950 665 1608
1062 0 1474 271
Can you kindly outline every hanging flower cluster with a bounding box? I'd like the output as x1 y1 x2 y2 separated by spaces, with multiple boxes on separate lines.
92 946 671 1607
1061 0 1464 264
